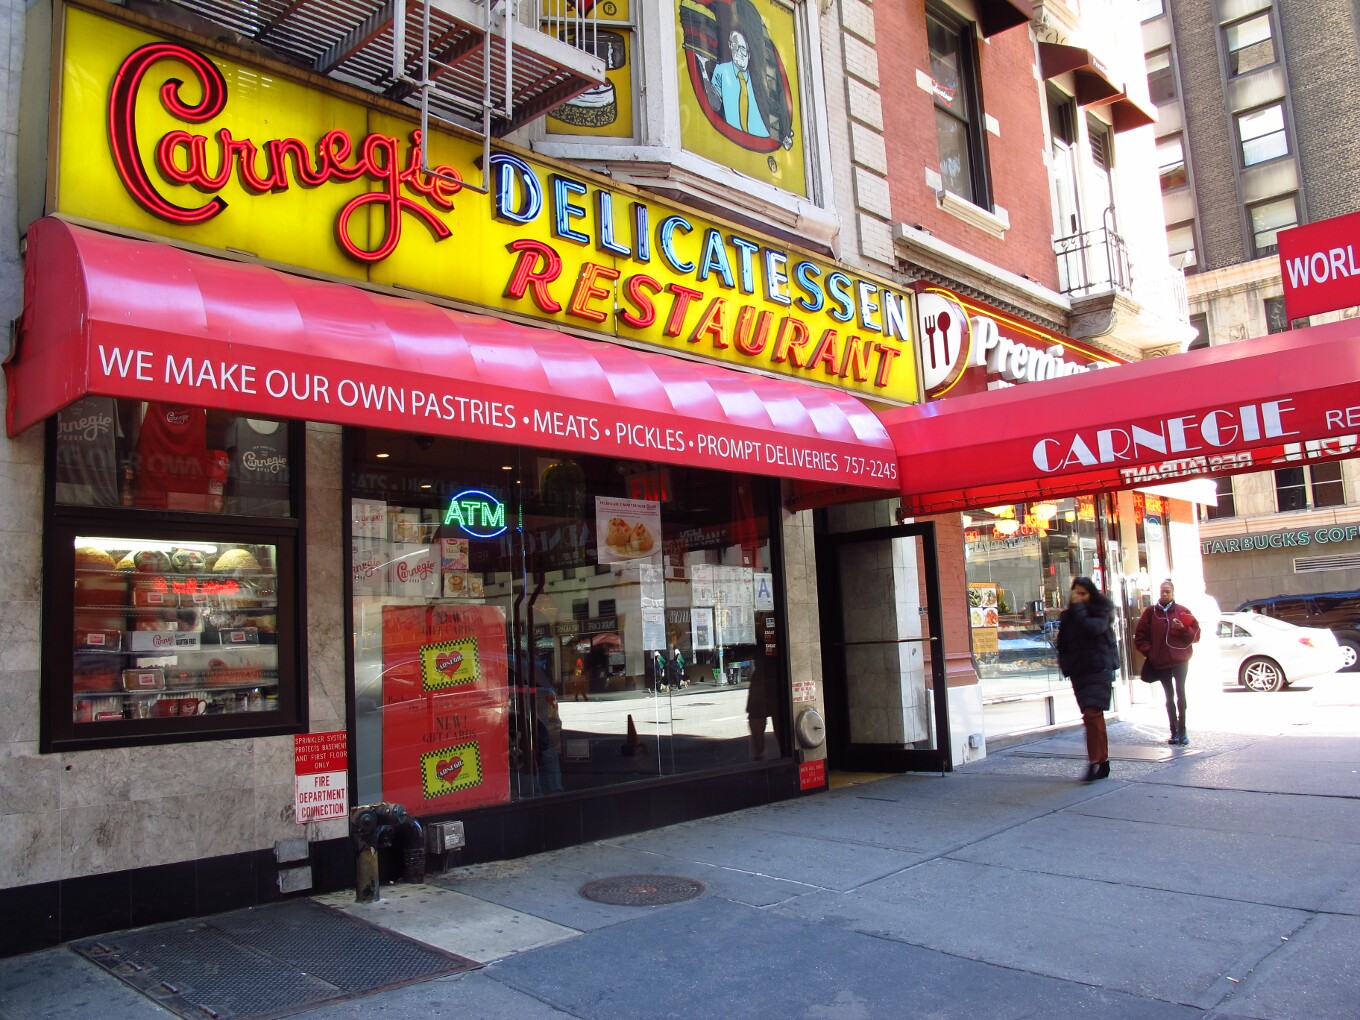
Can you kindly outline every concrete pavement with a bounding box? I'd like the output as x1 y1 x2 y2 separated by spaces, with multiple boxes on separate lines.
4 680 1359 1020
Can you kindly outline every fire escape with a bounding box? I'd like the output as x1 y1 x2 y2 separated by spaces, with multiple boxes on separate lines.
153 0 606 143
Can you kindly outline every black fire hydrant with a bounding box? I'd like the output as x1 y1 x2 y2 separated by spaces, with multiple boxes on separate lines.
350 802 425 902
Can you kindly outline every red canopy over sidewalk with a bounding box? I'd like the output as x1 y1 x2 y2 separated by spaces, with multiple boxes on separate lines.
880 321 1360 514
6 218 898 498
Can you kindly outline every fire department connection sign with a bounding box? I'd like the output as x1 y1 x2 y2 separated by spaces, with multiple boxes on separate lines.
294 731 349 823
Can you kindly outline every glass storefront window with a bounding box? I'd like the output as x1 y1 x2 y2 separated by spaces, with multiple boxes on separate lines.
966 498 1105 724
44 401 304 750
72 537 283 723
349 432 785 815
56 398 293 516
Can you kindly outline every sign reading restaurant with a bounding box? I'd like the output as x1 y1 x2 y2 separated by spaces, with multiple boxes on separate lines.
55 5 919 405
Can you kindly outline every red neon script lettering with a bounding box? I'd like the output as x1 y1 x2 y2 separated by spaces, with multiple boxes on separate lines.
109 42 463 262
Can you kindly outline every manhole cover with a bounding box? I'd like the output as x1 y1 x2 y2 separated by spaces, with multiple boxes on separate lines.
579 874 704 906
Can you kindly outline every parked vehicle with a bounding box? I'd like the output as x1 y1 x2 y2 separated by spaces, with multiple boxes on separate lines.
1216 612 1345 692
1234 591 1360 672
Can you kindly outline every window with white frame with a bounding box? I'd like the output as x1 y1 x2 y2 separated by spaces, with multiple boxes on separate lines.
1137 0 1165 21
1157 135 1187 192
1237 103 1288 166
1248 194 1297 257
1146 48 1176 105
1167 220 1197 268
1225 11 1276 77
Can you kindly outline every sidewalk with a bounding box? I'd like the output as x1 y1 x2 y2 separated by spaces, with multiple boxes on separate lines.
4 692 1359 1020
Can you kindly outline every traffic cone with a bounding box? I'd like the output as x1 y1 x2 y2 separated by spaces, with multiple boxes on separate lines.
619 714 646 756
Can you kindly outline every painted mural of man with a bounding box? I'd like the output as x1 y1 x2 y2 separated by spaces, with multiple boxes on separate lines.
706 29 771 138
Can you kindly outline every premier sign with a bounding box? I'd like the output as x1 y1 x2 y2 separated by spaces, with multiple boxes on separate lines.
1277 210 1360 321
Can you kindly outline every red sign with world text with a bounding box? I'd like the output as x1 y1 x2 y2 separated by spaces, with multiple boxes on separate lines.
1277 211 1360 321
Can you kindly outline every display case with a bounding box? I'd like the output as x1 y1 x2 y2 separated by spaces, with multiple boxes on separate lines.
40 522 300 751
71 538 282 723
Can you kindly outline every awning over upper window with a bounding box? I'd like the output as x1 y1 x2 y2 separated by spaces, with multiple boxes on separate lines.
1037 42 1156 132
1038 43 1123 106
6 218 900 498
1107 92 1157 133
879 322 1360 515
977 0 1032 37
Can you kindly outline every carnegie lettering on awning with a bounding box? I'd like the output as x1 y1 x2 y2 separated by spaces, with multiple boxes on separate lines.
5 218 899 498
880 319 1360 514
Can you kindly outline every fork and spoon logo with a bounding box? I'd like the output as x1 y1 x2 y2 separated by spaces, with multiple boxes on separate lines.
917 292 970 395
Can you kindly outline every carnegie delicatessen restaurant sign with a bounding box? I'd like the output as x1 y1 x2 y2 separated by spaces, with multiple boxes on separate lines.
53 5 919 407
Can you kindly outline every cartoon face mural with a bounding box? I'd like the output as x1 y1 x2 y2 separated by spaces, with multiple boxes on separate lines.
678 0 806 193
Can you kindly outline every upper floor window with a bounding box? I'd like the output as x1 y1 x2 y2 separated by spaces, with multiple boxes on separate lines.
1146 48 1176 105
1167 220 1197 269
1225 12 1276 76
1202 475 1236 520
1157 135 1187 191
1237 103 1289 166
1275 463 1345 512
1264 296 1291 334
927 7 991 208
1188 312 1210 350
1137 0 1165 21
1248 194 1297 258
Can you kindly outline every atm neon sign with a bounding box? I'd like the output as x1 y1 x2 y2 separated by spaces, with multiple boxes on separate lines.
444 490 507 538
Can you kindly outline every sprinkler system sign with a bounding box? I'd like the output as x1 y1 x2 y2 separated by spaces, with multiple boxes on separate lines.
294 731 349 823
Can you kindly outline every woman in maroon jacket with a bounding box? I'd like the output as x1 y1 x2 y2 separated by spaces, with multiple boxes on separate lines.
1135 579 1202 746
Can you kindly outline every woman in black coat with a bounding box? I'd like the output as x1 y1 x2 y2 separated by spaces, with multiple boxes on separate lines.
1056 576 1120 782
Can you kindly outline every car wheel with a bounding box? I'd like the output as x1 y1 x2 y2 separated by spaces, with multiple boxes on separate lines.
1336 637 1359 672
1241 657 1285 692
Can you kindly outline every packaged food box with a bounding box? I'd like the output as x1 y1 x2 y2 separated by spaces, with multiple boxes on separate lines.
122 667 166 691
127 630 202 653
75 628 122 652
133 588 179 609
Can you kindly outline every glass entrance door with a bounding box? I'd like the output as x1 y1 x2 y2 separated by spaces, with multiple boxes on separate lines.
817 521 950 773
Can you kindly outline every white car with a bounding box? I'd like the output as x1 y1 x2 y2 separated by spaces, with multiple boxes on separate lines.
1217 612 1345 692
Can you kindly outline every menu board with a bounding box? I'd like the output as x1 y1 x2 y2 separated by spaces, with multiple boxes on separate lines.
968 582 1000 655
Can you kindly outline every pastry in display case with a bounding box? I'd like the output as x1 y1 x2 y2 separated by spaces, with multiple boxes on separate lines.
72 537 281 724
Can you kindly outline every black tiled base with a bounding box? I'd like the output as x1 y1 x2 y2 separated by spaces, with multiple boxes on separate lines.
0 837 353 959
2 764 800 957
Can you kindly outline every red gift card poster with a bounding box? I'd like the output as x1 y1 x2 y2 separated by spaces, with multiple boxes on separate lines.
382 604 510 813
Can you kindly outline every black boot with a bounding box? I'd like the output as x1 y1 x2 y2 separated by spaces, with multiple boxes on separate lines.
1096 760 1111 780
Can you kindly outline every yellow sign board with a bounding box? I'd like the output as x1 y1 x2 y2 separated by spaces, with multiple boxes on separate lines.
54 6 919 404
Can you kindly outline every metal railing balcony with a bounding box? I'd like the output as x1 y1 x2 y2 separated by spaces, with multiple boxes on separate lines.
1053 224 1131 297
160 0 605 136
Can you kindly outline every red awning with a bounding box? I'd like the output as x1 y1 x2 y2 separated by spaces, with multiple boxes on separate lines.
977 0 1032 37
880 322 1360 514
1107 92 1157 133
6 218 898 496
1037 43 1123 106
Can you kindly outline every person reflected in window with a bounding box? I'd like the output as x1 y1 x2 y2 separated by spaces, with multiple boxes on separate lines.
1056 577 1119 782
1135 579 1201 746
